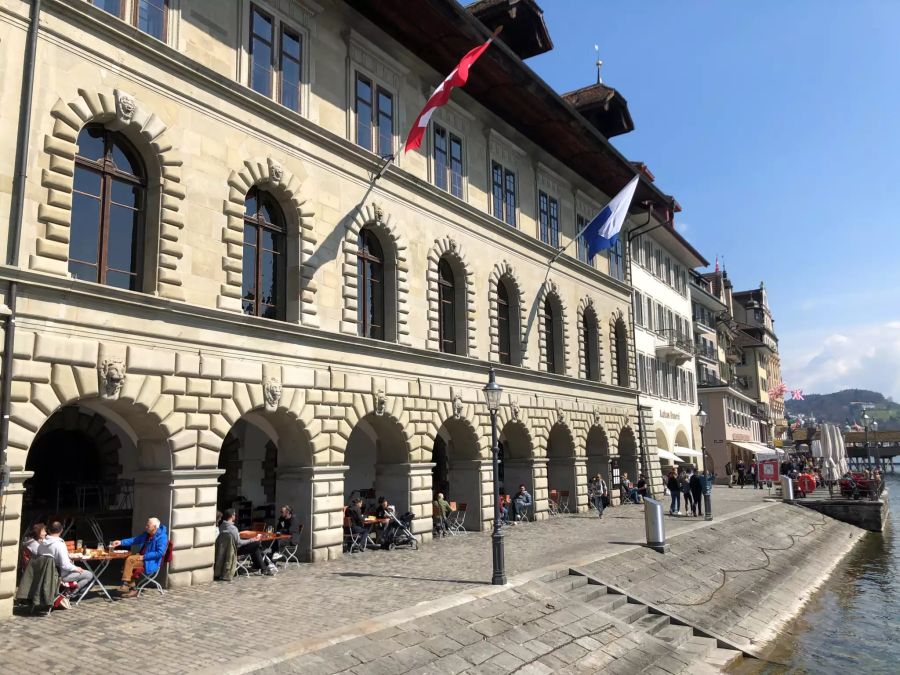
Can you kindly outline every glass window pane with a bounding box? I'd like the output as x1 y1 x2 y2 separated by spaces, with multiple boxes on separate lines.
243 223 257 245
450 135 463 198
74 167 102 197
110 179 139 207
110 142 141 177
76 127 105 162
107 204 138 273
93 1 122 17
70 193 101 266
377 89 393 155
252 8 272 38
261 229 281 252
244 192 257 218
492 162 503 219
356 76 373 150
251 37 273 97
242 242 257 314
434 126 447 191
69 260 98 282
282 29 301 60
105 270 134 290
260 250 278 307
136 0 166 40
281 56 301 112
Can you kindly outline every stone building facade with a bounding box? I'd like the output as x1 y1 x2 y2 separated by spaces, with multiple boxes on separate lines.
0 0 674 616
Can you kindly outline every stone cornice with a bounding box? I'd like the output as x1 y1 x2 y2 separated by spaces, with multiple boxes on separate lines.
22 0 632 302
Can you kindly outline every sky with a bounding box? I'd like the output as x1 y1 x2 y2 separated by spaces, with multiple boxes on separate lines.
522 0 900 399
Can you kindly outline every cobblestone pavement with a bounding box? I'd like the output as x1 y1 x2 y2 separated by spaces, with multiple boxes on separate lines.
0 488 771 675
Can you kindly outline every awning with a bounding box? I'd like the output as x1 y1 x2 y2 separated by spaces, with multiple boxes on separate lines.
657 449 686 464
673 446 704 457
732 441 783 456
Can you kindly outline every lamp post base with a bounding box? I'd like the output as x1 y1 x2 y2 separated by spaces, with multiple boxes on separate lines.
491 527 506 585
704 493 713 521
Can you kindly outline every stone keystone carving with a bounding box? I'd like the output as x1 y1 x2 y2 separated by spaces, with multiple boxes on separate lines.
263 377 282 412
374 389 386 416
269 162 284 182
99 359 126 399
556 407 567 425
452 393 464 420
373 204 384 223
510 400 520 421
118 96 136 123
593 407 602 427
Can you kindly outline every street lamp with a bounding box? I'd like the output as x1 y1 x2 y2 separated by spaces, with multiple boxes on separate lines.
697 404 712 521
862 413 872 472
482 367 506 585
872 420 879 473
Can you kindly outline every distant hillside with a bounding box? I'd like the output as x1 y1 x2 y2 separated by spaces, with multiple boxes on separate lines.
785 389 900 430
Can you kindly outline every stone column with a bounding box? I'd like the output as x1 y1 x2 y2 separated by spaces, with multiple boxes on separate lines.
573 458 588 512
133 468 223 588
375 462 436 542
448 458 492 531
0 470 33 619
277 465 346 562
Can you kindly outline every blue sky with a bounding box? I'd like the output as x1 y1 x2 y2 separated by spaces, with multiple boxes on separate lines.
525 0 900 399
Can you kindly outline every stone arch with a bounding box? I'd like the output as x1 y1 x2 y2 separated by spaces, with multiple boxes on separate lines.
674 427 691 450
545 420 578 511
218 157 318 325
423 394 486 460
577 296 603 381
340 202 411 345
425 237 477 355
340 388 413 463
31 88 186 300
537 278 571 375
616 425 640 482
488 261 528 366
586 423 611 480
609 310 633 387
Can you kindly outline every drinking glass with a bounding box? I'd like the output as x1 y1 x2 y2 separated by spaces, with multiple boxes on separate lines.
97 542 105 554
76 539 83 551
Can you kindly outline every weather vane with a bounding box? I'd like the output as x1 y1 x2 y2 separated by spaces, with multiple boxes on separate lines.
594 44 603 84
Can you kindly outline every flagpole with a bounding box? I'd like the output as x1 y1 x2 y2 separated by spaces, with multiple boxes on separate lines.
372 153 396 183
548 216 594 266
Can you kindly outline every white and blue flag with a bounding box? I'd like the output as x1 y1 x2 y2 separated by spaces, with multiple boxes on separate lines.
580 174 640 258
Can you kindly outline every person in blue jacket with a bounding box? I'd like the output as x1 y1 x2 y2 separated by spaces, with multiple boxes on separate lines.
112 517 168 598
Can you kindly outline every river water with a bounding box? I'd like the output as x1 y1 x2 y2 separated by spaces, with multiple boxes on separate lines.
746 472 898 674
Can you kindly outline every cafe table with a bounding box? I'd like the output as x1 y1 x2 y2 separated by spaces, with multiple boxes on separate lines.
69 549 130 604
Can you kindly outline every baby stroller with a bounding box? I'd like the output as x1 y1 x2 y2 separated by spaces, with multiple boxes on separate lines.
381 511 418 550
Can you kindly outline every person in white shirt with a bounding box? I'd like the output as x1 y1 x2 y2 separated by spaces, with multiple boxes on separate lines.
37 521 94 592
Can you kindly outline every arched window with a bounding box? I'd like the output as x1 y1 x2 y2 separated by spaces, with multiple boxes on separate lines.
70 124 146 290
242 187 286 319
614 318 630 386
497 280 511 365
357 228 385 339
544 296 563 375
438 258 457 353
583 308 600 381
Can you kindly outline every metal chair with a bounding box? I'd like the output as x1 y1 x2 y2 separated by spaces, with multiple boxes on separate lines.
136 541 174 596
559 490 571 514
548 490 560 516
451 503 468 533
343 514 368 553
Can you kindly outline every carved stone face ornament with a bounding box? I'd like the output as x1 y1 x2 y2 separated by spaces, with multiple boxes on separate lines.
556 407 567 425
374 389 386 416
452 393 464 420
117 94 136 123
510 400 520 421
263 377 282 412
593 407 602 427
99 359 126 399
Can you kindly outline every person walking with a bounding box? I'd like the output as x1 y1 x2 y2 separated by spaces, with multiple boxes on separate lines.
736 459 746 488
689 471 703 517
667 469 681 515
589 474 608 518
679 469 693 515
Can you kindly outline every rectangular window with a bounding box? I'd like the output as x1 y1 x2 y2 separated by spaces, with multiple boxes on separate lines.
645 297 654 331
608 239 625 281
576 214 591 263
355 75 393 155
280 26 302 112
633 291 643 327
433 125 463 198
92 0 123 16
491 161 516 226
250 7 274 98
538 192 559 247
643 239 652 269
135 0 167 40
376 87 393 156
665 256 672 285
655 249 663 277
656 304 665 334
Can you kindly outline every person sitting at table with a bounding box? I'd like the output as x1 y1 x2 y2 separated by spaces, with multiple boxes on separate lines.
346 498 370 544
510 484 533 522
21 522 46 568
111 517 169 597
270 505 294 560
374 496 394 519
219 509 275 576
38 520 94 593
621 473 640 503
636 474 648 500
433 493 452 535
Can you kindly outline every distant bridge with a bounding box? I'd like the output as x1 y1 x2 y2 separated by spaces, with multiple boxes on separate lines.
789 429 899 472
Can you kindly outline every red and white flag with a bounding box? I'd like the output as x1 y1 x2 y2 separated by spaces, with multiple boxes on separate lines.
403 38 494 153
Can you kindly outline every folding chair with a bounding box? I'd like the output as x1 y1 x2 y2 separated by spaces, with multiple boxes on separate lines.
559 490 571 514
452 503 468 533
343 515 368 553
235 549 256 577
548 490 559 516
136 540 174 596
278 524 302 568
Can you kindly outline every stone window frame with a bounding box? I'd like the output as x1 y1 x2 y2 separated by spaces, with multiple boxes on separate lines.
487 261 528 367
219 157 318 326
488 130 525 228
425 238 476 356
577 296 604 382
537 279 570 376
84 0 178 46
427 102 472 202
31 89 186 301
239 0 317 119
341 203 411 345
609 310 634 388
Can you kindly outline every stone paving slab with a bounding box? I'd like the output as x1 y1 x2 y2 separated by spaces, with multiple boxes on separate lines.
0 488 770 675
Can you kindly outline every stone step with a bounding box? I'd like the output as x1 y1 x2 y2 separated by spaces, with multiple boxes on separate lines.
592 592 628 613
655 623 695 647
567 582 608 603
544 574 588 593
611 601 649 624
705 647 744 670
676 635 718 660
633 613 671 635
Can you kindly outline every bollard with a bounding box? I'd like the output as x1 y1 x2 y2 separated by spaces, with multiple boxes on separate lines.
781 475 794 501
643 497 669 553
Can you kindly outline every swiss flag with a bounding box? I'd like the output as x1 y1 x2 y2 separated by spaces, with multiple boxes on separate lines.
403 38 494 153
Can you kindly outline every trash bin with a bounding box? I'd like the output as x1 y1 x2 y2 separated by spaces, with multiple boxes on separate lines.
781 476 794 501
643 497 668 553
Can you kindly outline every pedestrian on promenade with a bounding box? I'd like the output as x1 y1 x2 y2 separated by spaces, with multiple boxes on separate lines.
679 470 693 514
736 459 746 488
667 469 680 515
38 521 93 594
750 460 759 489
589 474 608 517
433 492 452 535
689 471 703 516
111 517 168 597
